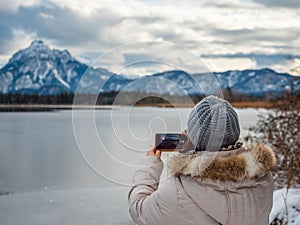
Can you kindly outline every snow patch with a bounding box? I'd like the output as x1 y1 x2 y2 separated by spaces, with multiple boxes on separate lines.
100 75 108 80
15 75 40 91
270 188 300 224
248 72 255 77
53 69 71 90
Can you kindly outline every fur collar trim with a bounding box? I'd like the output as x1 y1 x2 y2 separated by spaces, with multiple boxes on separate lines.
168 144 276 181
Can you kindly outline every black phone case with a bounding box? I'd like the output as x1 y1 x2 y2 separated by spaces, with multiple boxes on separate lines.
155 133 187 151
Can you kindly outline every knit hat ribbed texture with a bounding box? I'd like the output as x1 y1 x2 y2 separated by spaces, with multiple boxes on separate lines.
187 95 240 151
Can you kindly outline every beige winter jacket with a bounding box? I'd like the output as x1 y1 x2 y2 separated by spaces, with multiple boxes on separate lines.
128 144 276 225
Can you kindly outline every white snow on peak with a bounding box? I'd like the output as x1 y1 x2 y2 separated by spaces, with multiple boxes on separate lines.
15 75 40 91
248 72 256 77
228 71 240 87
53 69 71 89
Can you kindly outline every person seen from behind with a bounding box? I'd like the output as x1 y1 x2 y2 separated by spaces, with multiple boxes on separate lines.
128 95 276 225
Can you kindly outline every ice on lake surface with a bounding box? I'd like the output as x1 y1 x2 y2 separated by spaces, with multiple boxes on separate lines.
0 107 268 224
0 187 133 225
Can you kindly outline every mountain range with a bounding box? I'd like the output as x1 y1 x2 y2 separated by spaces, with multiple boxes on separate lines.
0 40 299 96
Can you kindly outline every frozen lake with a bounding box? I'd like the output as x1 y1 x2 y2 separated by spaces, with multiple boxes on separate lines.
0 107 267 224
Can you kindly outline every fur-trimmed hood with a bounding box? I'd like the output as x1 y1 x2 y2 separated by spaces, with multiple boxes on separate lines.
168 144 276 181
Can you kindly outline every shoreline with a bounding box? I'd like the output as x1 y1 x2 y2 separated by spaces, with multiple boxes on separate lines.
0 104 113 112
0 101 274 111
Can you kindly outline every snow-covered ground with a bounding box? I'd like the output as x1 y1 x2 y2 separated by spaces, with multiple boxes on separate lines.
0 187 134 225
270 189 300 225
1 186 299 225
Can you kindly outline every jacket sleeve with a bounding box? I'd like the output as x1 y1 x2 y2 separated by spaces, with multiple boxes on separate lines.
127 155 177 225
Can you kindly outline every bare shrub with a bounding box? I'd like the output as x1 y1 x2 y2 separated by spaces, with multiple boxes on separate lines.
247 94 300 189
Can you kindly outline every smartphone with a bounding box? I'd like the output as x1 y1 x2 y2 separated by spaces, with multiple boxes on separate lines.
155 133 190 151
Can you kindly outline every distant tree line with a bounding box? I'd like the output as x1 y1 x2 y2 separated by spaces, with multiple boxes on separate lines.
0 93 75 104
0 87 299 106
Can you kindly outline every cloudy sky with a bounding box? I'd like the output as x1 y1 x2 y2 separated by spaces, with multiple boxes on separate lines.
0 0 300 76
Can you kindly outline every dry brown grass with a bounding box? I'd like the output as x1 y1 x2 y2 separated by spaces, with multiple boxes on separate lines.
134 103 193 108
135 101 274 108
230 101 274 108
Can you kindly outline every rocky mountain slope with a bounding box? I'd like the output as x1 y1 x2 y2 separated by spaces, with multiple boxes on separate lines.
0 41 298 96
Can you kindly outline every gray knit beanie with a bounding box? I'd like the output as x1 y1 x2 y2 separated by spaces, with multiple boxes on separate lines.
187 95 240 151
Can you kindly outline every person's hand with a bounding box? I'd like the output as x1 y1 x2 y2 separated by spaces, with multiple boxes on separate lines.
179 130 191 153
146 146 161 159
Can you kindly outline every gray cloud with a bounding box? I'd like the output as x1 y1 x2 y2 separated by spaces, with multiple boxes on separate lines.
252 0 300 8
17 4 124 47
0 10 19 53
0 0 299 74
201 53 300 68
0 2 127 54
211 27 298 42
202 0 257 9
205 27 300 54
0 26 14 53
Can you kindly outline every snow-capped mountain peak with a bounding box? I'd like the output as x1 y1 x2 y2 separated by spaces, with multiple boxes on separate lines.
0 40 299 96
0 40 89 94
